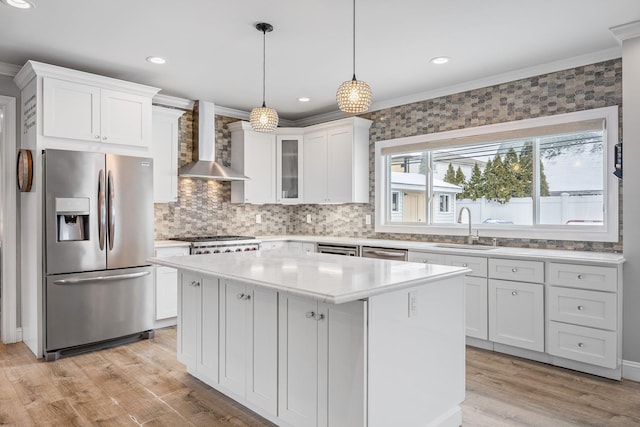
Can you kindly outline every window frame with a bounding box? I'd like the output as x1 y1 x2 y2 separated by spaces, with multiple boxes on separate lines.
374 106 619 242
439 194 451 213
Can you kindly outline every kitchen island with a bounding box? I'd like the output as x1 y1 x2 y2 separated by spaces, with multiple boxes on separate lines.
150 250 469 427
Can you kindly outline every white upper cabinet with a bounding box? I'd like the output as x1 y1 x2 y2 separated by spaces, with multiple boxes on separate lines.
276 134 304 204
43 77 153 147
303 117 372 204
152 106 184 203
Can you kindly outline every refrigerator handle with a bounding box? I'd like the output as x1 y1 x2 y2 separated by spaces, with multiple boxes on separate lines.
98 169 106 250
108 170 115 251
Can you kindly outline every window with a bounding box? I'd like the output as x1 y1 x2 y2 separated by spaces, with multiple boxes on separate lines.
374 107 619 242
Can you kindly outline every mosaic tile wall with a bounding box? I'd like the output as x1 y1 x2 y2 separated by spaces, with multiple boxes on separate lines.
155 59 623 252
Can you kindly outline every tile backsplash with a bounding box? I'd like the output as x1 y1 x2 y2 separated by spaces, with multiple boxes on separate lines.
155 59 622 252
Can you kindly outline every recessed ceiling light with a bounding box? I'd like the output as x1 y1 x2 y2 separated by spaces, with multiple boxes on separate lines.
430 56 450 65
298 97 310 102
2 0 34 9
146 56 167 65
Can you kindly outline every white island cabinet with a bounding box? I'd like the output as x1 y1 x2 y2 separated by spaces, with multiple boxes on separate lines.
150 250 468 427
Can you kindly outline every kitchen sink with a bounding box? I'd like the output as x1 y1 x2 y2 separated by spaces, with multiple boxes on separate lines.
434 243 496 250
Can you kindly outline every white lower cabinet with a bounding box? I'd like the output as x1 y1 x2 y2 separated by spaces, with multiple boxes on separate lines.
465 276 489 339
177 272 219 382
219 279 278 416
278 293 366 427
489 279 544 352
154 245 189 323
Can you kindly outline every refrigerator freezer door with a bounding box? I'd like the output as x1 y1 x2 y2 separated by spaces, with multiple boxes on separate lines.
45 150 106 274
45 266 154 351
106 154 154 269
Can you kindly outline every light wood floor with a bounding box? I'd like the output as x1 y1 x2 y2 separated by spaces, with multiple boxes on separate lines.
1 327 639 426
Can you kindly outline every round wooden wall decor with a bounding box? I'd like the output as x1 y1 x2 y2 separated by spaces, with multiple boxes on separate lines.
17 149 33 192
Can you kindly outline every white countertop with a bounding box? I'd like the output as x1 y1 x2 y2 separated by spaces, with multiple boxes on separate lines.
257 235 625 265
154 240 190 248
149 250 469 304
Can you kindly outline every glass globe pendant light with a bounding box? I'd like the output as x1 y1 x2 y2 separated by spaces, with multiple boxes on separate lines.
336 0 372 114
250 22 279 132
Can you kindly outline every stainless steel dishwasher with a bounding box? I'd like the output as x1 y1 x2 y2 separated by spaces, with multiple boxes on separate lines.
361 246 408 261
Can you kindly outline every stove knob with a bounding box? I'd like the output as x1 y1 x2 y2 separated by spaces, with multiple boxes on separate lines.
244 247 251 251
252 247 258 251
235 248 243 252
225 249 232 253
213 250 221 254
195 250 202 254
203 250 211 254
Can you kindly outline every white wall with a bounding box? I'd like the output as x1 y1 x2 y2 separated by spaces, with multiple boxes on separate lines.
622 35 640 364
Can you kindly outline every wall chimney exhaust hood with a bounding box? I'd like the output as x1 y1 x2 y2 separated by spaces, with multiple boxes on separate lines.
178 100 248 180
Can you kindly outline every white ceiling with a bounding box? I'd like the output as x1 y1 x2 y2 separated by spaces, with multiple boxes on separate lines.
1 0 639 122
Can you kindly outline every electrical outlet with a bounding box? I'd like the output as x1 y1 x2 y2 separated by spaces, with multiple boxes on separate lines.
408 291 418 317
365 214 371 225
306 214 312 223
256 214 262 224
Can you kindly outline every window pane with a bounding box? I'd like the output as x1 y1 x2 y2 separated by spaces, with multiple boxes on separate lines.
538 131 604 225
433 140 532 225
389 153 427 222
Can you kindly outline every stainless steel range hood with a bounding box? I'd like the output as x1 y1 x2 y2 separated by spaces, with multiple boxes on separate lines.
179 100 248 180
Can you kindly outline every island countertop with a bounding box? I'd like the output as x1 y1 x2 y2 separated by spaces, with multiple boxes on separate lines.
149 250 470 304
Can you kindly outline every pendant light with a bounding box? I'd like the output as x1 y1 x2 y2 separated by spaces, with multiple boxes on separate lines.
336 0 372 114
250 22 279 132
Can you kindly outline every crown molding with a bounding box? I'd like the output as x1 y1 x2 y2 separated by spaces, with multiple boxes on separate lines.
0 61 21 77
153 94 194 110
610 20 640 43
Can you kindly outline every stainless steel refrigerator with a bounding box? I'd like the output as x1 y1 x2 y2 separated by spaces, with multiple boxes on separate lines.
43 149 155 360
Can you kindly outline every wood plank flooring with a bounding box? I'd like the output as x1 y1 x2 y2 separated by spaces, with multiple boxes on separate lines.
1 327 639 426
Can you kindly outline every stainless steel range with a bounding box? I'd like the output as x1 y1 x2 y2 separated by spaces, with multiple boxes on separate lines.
173 236 261 255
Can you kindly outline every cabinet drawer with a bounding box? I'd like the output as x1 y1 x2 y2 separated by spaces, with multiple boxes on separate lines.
407 251 446 265
155 246 190 257
547 263 617 292
261 241 286 250
547 322 617 369
447 255 487 277
489 258 544 283
548 287 616 331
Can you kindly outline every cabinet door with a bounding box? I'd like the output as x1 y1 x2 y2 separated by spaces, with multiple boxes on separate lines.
197 277 219 382
279 294 319 427
43 77 101 141
303 131 328 203
100 89 150 147
326 126 354 203
244 132 277 203
277 135 304 203
155 266 178 320
178 272 200 368
489 279 544 351
246 286 279 415
219 280 248 396
321 300 367 427
465 276 488 340
152 107 182 202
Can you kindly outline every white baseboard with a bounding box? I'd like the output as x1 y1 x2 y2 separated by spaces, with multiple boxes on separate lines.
622 360 640 382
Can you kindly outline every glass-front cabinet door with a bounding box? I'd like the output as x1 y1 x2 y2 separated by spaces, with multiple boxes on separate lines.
277 135 304 203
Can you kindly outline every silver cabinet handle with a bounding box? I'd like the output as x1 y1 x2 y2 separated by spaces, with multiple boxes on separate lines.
511 268 518 273
316 313 325 321
53 271 150 285
94 135 100 139
577 305 584 311
462 263 468 267
578 342 585 348
102 136 107 140
577 274 584 279
511 291 518 296
244 294 251 301
237 293 245 299
305 311 316 319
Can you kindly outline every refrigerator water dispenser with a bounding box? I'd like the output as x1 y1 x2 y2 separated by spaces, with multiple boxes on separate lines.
56 197 89 241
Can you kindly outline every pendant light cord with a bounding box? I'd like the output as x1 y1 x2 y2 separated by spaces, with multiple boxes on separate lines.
352 0 356 80
262 27 267 108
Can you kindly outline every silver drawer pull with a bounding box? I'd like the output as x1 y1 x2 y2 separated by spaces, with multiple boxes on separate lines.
577 305 585 311
511 291 518 296
577 274 584 279
237 293 245 299
244 294 251 301
191 280 200 287
578 342 585 348
316 313 325 321
305 311 316 319
462 263 468 267
511 268 518 273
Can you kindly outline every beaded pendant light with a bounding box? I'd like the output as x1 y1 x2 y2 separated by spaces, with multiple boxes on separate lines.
336 0 372 114
250 22 279 132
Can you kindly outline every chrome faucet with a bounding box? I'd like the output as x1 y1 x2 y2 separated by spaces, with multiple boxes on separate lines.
457 207 478 245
